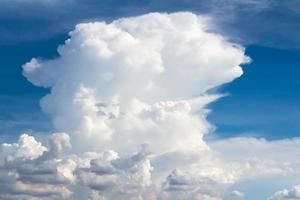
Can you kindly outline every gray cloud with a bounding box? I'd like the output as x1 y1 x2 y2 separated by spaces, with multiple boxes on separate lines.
0 133 74 200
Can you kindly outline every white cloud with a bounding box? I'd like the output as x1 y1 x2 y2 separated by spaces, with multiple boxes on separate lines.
22 12 248 155
231 190 244 198
268 184 300 200
1 133 300 199
1 134 46 163
0 133 75 200
210 137 300 178
0 11 296 200
21 12 250 199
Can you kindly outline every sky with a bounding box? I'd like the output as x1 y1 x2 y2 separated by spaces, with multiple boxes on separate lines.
0 1 300 200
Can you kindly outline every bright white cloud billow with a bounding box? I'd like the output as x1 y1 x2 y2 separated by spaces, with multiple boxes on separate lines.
231 190 244 198
0 12 298 199
268 184 300 200
22 12 248 154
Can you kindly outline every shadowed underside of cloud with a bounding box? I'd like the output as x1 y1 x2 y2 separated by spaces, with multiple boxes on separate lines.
0 12 299 199
1 133 300 199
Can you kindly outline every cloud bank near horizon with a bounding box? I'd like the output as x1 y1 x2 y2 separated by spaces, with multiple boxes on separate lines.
0 12 299 200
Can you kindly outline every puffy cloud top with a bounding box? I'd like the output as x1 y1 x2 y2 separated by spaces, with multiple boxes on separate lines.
17 12 253 199
269 185 300 200
23 12 249 154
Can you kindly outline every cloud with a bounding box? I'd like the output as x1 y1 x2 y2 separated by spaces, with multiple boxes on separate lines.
22 12 248 155
268 184 300 200
2 132 300 199
20 12 248 199
210 137 300 180
0 133 75 200
160 169 223 200
76 145 154 200
1 134 46 163
0 11 299 199
231 190 244 198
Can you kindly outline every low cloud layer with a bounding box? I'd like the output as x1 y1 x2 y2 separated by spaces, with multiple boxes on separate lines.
0 12 299 199
0 133 74 199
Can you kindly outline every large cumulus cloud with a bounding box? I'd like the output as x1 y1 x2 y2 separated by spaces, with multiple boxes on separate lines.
22 12 247 199
0 12 299 199
22 12 247 154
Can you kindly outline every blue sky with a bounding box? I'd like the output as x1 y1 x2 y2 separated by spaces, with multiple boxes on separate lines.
208 45 300 139
0 1 300 199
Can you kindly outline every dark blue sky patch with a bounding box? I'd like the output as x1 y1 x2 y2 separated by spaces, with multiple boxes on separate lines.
0 35 67 136
0 0 300 49
208 45 300 139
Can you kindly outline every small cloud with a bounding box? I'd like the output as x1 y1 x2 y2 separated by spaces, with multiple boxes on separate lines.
268 184 300 200
231 190 245 198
